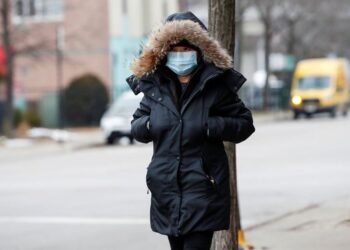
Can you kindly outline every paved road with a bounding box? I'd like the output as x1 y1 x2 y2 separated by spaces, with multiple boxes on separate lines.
0 114 349 249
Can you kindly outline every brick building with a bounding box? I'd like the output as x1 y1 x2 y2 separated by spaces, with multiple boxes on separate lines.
1 0 180 127
11 0 110 126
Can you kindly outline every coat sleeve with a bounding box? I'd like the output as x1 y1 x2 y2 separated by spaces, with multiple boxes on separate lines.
131 95 153 143
206 84 255 143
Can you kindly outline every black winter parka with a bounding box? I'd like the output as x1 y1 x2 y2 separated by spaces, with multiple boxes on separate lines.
126 11 255 237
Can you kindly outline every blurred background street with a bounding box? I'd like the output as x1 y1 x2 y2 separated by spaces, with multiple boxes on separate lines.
0 0 350 249
0 114 349 249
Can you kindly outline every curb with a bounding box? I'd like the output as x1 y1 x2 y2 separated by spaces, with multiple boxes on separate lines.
243 203 320 232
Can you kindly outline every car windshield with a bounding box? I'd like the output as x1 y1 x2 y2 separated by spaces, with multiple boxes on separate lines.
106 96 141 116
298 76 331 90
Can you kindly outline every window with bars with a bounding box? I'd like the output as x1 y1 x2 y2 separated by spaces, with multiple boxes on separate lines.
13 0 64 22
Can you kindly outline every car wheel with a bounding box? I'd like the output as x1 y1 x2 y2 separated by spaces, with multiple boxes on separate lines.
329 108 336 118
106 136 115 145
305 113 313 119
293 111 300 120
342 106 348 117
129 136 135 145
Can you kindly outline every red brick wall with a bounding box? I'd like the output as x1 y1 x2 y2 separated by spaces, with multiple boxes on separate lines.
13 0 111 101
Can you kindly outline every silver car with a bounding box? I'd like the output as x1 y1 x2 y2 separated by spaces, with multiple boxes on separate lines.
100 91 143 144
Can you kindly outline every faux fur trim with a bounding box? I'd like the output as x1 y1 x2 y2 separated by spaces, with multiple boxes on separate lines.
130 19 233 79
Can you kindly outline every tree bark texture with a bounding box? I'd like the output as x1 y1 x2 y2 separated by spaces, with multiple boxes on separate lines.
208 1 239 250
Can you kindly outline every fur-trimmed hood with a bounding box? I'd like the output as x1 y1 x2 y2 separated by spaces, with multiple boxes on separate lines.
129 11 233 79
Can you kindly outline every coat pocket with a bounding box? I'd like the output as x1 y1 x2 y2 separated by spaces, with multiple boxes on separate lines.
145 157 175 196
199 149 230 197
199 156 218 191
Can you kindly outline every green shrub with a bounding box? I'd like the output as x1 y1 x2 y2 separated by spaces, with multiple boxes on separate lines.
24 108 41 127
13 108 23 128
63 73 109 127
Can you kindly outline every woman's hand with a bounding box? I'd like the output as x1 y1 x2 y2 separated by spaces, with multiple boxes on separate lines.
205 86 255 143
130 95 153 143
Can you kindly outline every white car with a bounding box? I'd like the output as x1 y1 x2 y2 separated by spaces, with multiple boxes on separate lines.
100 91 143 144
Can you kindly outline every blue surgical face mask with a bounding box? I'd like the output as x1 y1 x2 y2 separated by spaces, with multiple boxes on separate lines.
165 51 198 76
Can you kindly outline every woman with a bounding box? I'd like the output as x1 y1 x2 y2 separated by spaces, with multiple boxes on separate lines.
126 11 255 250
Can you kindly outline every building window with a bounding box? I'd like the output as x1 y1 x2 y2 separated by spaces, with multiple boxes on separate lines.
13 0 64 23
29 0 36 16
122 0 127 15
15 0 24 16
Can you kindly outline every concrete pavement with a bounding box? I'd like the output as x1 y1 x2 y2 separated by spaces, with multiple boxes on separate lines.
0 111 349 249
245 195 350 250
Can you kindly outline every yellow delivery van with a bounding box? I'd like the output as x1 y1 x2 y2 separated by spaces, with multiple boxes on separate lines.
290 58 350 119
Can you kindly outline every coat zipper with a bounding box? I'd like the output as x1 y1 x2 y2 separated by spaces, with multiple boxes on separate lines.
175 72 222 235
180 72 221 116
176 116 183 235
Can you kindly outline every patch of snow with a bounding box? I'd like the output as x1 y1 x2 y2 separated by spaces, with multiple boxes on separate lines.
3 138 33 148
27 127 74 143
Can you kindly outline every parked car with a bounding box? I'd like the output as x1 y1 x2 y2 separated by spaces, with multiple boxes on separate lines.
100 91 143 144
290 58 350 119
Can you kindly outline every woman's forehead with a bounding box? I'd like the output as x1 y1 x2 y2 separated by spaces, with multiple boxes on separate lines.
169 45 196 51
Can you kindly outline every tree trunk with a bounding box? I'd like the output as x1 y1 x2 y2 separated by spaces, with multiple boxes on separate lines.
257 1 274 111
1 0 15 138
234 0 243 72
263 17 271 111
208 1 238 250
284 18 296 110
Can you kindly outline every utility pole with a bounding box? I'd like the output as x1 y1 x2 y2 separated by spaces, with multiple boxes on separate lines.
55 25 64 129
262 3 272 111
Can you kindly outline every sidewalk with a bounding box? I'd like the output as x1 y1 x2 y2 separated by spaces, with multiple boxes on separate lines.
0 127 105 163
252 110 293 123
244 195 350 250
0 111 292 161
